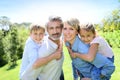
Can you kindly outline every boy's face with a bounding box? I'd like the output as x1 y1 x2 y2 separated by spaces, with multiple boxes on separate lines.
79 29 95 44
30 29 45 44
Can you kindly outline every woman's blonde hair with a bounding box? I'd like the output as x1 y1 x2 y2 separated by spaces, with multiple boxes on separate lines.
66 18 80 31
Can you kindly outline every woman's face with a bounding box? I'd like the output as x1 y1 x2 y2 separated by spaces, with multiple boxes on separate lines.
63 22 78 44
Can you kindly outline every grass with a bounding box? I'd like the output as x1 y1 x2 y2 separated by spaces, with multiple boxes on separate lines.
0 47 119 80
0 59 21 80
110 48 120 80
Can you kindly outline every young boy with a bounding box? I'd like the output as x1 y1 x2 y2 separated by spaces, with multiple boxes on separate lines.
79 23 114 63
78 23 114 80
20 24 45 80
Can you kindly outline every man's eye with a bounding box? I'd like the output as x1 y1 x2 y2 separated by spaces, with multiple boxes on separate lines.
63 28 67 30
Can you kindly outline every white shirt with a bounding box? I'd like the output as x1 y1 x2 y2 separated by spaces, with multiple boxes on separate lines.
20 36 64 80
37 36 64 80
90 36 114 58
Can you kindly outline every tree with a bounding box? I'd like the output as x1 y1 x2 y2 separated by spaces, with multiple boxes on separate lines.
0 16 11 31
0 30 7 67
3 25 19 68
101 8 120 31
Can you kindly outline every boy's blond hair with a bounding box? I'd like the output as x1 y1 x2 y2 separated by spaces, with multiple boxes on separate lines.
29 24 45 33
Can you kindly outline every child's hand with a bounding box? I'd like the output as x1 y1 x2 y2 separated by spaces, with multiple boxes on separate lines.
67 47 77 58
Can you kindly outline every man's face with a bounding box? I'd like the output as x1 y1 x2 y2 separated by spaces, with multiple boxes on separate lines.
47 21 62 40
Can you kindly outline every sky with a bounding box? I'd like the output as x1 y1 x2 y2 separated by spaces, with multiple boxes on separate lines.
0 0 120 24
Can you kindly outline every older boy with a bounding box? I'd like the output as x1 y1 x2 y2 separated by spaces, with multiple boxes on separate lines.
20 24 45 80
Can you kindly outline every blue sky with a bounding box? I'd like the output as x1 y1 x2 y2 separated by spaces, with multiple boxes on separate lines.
0 0 120 24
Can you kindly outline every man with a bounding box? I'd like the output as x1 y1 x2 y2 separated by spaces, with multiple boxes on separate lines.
33 16 64 80
20 16 64 80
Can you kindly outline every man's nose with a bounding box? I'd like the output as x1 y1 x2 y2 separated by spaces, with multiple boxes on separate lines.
53 28 57 33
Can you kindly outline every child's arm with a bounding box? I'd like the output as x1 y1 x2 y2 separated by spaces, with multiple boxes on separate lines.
68 43 99 62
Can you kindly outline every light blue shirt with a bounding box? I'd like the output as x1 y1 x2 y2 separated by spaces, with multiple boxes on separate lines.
66 35 115 78
20 37 41 79
70 36 93 78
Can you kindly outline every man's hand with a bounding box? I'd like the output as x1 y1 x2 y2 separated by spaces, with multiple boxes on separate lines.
54 41 63 60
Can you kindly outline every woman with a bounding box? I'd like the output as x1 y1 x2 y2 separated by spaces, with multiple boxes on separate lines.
63 18 115 80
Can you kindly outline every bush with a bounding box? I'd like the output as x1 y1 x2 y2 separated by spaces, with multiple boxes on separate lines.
99 30 120 48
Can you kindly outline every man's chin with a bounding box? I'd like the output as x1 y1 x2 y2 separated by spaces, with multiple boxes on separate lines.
52 38 60 40
49 37 60 41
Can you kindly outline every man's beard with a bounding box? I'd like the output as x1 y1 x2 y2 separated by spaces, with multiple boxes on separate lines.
49 33 61 40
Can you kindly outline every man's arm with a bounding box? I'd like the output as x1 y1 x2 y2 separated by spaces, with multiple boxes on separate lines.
32 43 63 69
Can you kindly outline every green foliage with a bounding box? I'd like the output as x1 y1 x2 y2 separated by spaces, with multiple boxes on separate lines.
95 8 120 48
0 30 7 67
99 30 120 48
3 26 19 68
0 22 29 68
100 9 120 31
0 16 11 30
17 27 29 59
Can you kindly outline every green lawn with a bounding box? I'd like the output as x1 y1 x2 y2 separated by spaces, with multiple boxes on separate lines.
0 47 119 80
0 59 21 80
